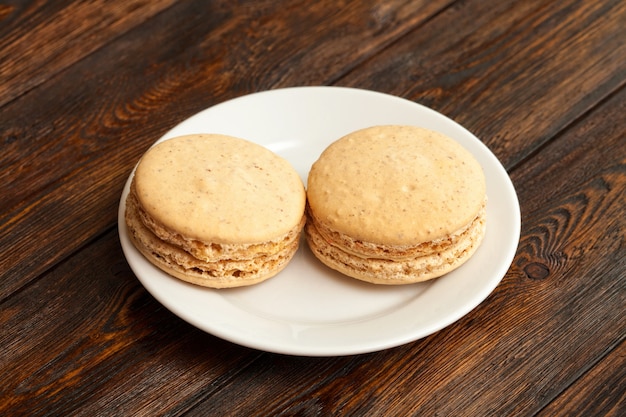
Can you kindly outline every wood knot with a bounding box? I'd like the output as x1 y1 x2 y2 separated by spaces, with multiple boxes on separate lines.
524 262 550 280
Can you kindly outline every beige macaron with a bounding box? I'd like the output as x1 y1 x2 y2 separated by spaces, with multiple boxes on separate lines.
125 134 306 288
305 125 486 284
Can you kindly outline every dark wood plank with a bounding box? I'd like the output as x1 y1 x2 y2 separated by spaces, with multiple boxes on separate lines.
538 340 626 417
0 0 178 107
1 0 623 413
182 83 626 416
0 0 454 299
0 228 264 416
339 0 626 170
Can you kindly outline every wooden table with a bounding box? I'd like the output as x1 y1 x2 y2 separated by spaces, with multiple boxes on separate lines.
2 1 624 415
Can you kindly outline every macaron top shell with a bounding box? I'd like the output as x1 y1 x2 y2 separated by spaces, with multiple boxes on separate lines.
133 134 305 244
306 125 486 245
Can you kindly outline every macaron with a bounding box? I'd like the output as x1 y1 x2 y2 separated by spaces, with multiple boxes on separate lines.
305 125 486 284
125 134 306 288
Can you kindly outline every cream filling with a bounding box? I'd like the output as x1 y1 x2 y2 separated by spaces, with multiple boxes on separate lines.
305 209 486 284
128 182 304 262
307 199 486 261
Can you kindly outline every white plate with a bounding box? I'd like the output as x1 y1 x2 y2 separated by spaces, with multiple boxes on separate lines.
118 86 520 356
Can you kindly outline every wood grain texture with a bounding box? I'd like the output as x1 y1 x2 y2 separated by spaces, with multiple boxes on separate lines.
538 340 626 417
0 0 453 300
1 0 624 415
339 0 626 169
0 228 263 416
0 0 178 107
1 63 617 417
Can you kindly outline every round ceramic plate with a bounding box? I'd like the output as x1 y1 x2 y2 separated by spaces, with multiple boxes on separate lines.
118 86 520 356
